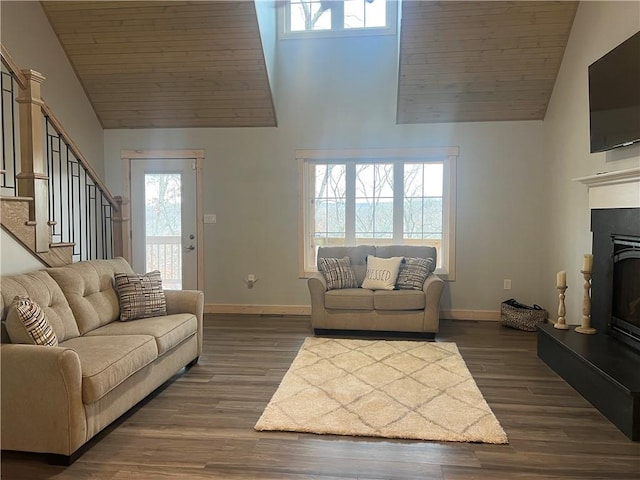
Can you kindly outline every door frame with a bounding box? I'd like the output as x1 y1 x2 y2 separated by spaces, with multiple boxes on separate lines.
121 149 204 291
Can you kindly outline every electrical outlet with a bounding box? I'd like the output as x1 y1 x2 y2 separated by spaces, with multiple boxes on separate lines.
504 279 512 290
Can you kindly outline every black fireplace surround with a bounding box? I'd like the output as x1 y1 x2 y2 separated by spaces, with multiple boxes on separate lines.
537 207 640 441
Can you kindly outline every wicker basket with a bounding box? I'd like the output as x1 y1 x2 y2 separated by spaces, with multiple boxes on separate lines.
500 298 547 332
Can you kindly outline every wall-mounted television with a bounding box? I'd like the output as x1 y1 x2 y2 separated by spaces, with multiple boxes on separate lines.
588 31 640 153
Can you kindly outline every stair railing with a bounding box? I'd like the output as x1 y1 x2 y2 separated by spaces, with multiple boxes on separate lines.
1 44 127 263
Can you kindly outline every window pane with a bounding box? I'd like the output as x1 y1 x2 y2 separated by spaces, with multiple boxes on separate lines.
365 0 387 27
403 163 444 266
145 173 182 289
344 0 387 29
290 1 331 31
355 163 393 242
313 164 346 247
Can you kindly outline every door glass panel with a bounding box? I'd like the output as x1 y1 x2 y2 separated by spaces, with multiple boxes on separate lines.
145 173 182 289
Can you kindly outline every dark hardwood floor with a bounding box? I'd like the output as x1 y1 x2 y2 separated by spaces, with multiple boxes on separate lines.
2 315 639 479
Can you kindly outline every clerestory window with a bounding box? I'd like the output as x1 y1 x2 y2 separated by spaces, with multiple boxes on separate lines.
282 0 397 37
298 147 458 279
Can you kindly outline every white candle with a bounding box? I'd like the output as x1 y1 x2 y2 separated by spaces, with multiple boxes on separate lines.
583 254 593 273
557 271 566 288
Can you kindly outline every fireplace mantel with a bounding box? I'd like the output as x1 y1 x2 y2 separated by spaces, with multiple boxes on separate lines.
574 166 640 209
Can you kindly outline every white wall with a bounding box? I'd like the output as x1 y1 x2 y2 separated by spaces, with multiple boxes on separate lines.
543 1 640 324
105 33 547 314
0 231 45 275
0 1 104 177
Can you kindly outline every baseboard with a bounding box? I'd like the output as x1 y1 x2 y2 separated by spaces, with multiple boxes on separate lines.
205 304 500 321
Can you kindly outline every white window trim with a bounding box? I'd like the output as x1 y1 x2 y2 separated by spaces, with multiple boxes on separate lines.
278 0 398 40
297 147 457 281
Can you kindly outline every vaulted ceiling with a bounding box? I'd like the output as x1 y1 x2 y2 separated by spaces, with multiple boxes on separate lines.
40 1 578 129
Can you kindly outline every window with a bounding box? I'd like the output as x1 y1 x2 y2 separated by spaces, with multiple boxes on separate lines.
283 0 397 37
298 148 458 279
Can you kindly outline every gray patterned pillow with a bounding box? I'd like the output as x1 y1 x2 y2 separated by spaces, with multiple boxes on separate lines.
317 256 358 290
396 257 433 290
114 270 167 321
6 296 58 346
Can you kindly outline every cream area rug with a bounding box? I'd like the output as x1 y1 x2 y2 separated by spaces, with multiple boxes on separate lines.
255 337 508 444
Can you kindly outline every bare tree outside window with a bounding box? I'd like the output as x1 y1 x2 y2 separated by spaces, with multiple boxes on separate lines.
145 173 182 288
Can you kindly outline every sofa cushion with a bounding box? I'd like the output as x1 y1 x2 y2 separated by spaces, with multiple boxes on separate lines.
0 270 80 342
6 296 58 346
47 258 134 334
318 257 358 290
362 255 403 290
374 290 425 311
114 270 167 321
85 313 197 356
396 257 433 290
60 334 157 404
325 288 374 310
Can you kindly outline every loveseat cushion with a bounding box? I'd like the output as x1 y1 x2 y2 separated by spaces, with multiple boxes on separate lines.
374 290 425 311
59 334 157 404
47 258 134 334
1 271 80 342
85 313 197 356
325 289 373 310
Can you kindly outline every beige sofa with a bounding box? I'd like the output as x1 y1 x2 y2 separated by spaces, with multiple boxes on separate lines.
308 245 445 336
0 258 204 463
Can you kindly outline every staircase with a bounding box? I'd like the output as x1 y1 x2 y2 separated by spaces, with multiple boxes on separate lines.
1 45 126 267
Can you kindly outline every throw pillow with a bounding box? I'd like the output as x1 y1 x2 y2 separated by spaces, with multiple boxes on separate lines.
361 255 403 290
396 257 434 290
114 270 167 321
317 256 358 290
6 296 58 346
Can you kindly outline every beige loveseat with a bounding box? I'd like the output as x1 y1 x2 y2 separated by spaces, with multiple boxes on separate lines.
308 245 445 336
0 258 203 463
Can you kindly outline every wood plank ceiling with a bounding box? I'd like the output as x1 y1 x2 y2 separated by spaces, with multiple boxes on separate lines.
397 1 578 123
41 1 577 129
41 1 277 129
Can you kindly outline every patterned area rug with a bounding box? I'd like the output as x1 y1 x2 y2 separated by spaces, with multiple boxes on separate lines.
255 337 508 444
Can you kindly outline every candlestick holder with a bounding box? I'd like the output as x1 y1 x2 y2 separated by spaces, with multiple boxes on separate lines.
575 269 597 334
554 285 569 330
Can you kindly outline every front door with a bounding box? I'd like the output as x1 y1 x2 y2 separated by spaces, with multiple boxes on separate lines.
130 158 198 290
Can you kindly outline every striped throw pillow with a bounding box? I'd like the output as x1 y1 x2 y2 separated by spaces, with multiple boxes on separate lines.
114 270 167 321
317 256 358 290
396 257 434 290
8 296 58 346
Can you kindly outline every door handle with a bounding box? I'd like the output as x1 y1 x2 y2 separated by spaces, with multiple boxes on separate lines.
184 245 195 252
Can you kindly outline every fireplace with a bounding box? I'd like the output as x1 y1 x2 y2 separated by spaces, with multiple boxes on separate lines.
538 168 640 441
591 208 640 351
611 235 640 350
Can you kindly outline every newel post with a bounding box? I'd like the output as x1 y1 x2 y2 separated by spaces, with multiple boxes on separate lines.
15 69 50 253
113 196 131 262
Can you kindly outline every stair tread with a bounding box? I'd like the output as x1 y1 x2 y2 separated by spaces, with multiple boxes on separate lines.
0 196 33 202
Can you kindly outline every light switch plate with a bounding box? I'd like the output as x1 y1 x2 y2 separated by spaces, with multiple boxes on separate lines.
204 214 216 224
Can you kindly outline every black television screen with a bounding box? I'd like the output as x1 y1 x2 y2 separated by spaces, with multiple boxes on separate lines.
588 31 640 153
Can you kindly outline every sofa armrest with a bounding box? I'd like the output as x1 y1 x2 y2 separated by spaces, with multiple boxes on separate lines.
422 274 445 333
308 273 327 327
1 344 86 456
164 290 204 355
